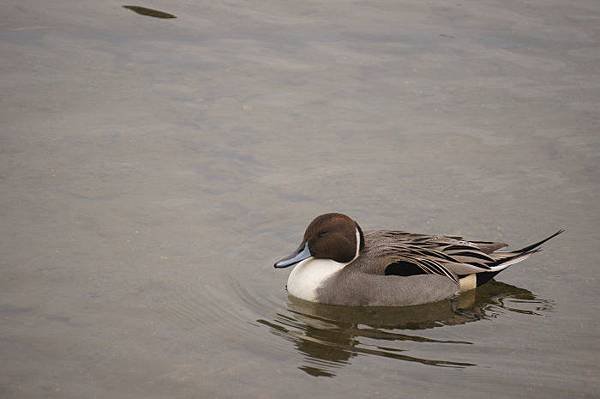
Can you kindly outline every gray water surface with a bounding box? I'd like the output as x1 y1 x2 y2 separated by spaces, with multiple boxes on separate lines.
1 1 599 398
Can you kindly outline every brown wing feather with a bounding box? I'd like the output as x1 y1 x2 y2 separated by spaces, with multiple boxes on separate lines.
356 229 563 279
356 231 461 282
357 230 513 279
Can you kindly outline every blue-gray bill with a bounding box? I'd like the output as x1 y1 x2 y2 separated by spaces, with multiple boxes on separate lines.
274 242 312 268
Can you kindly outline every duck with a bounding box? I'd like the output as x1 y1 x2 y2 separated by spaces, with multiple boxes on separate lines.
274 213 563 307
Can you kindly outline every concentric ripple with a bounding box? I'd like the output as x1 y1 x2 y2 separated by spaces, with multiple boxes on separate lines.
157 266 553 379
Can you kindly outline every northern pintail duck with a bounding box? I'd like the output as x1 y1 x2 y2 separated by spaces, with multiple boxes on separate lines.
274 213 563 306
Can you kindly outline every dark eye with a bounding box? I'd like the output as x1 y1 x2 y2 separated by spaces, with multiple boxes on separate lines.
318 231 328 238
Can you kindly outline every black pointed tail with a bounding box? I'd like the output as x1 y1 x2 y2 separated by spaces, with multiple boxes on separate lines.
513 229 565 254
476 229 565 287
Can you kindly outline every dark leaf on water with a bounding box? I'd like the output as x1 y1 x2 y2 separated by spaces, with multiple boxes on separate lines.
123 5 176 19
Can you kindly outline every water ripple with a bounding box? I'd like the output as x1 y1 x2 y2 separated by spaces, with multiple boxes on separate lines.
156 265 552 378
252 281 553 377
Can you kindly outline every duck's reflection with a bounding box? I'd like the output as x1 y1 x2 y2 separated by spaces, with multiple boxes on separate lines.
257 281 552 377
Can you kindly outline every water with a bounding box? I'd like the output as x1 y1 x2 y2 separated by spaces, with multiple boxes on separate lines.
1 1 599 397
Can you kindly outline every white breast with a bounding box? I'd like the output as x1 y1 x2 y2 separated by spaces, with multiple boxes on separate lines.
287 258 346 302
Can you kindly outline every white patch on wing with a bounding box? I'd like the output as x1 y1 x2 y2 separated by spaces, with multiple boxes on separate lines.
490 253 533 271
287 258 347 302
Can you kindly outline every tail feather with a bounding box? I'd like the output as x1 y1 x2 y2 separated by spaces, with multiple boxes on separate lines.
511 229 565 254
491 229 564 264
474 230 564 287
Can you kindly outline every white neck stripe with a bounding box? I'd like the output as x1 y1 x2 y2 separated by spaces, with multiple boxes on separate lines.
354 228 361 261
